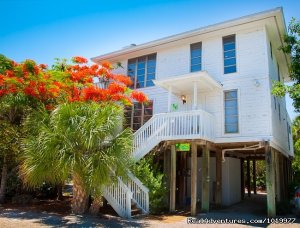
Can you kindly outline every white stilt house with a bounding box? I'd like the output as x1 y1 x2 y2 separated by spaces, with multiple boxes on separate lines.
92 7 294 218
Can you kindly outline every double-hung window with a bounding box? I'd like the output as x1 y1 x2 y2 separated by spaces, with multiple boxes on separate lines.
223 35 237 74
224 90 239 133
127 54 156 89
190 42 202 72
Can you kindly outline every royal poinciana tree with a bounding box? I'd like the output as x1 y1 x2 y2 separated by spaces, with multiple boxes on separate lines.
0 55 147 214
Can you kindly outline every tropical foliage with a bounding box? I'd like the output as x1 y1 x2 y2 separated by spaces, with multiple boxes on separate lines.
0 54 148 214
132 155 167 214
272 18 300 111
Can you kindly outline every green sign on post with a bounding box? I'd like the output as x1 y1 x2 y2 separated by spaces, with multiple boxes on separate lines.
175 143 190 151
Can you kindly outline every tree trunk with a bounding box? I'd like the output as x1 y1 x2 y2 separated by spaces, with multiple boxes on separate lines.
0 156 8 204
72 173 89 214
56 183 63 201
89 197 103 215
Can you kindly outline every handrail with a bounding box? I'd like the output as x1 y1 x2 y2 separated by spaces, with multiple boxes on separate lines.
103 177 132 219
133 109 215 160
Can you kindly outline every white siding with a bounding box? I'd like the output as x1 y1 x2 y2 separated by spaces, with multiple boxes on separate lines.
110 26 291 153
222 157 241 206
265 32 293 156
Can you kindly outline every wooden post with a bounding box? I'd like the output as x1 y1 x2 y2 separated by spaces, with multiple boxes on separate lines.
164 149 170 206
201 144 210 213
179 152 186 207
265 144 276 217
240 158 245 199
253 159 257 195
274 151 281 202
247 158 251 197
170 145 176 212
215 150 222 206
191 143 197 216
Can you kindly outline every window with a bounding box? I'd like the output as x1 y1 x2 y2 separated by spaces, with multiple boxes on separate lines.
124 101 153 131
224 90 238 133
190 42 202 72
287 123 291 150
277 63 280 81
270 42 273 59
278 102 281 121
223 35 237 74
128 54 156 89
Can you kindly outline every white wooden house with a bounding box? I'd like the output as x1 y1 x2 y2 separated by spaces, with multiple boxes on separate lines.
92 7 293 218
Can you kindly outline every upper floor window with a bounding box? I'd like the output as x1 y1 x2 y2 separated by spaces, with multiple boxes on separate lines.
270 42 273 59
224 90 238 133
190 42 202 72
128 54 156 89
223 35 237 74
124 101 153 131
277 63 281 82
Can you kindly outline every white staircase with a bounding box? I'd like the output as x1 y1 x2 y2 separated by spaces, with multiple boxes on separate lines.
103 109 215 218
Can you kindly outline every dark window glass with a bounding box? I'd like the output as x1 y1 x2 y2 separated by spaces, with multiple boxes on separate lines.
224 90 238 133
270 42 273 59
124 101 153 131
127 54 156 88
277 64 280 82
223 35 237 74
190 42 202 72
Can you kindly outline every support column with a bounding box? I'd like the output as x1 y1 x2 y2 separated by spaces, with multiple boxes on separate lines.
191 143 197 216
265 143 276 217
274 151 281 202
193 82 198 110
167 86 172 112
170 145 176 212
253 159 257 195
215 150 222 206
241 158 245 199
247 158 251 197
179 152 186 207
164 149 170 206
201 144 210 213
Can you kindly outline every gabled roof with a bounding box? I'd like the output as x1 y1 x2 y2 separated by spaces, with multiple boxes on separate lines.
91 7 288 64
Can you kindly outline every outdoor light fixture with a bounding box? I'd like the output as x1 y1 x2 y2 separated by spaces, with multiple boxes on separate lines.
181 95 186 104
254 79 260 87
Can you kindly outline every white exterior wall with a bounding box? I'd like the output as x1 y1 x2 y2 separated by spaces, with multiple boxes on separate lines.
265 32 293 157
222 157 241 206
186 157 216 203
112 23 291 155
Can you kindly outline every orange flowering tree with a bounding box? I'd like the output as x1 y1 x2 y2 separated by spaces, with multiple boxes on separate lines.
0 54 148 214
0 55 148 107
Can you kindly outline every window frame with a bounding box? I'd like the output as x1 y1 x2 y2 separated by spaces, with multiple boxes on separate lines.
224 89 239 134
190 42 202 72
127 54 157 89
223 34 237 74
124 100 153 131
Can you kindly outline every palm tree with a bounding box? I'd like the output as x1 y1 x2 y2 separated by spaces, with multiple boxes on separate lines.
0 93 30 203
21 102 133 214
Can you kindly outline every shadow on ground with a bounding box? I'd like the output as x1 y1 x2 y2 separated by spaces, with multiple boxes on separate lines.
0 209 147 227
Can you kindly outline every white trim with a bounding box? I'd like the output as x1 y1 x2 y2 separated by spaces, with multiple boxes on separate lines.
92 8 286 63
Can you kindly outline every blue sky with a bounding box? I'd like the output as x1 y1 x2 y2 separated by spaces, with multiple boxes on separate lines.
0 0 299 118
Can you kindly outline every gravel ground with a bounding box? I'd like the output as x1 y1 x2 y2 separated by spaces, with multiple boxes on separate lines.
0 194 299 227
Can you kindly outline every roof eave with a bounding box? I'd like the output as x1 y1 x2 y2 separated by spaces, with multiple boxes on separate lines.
91 7 283 63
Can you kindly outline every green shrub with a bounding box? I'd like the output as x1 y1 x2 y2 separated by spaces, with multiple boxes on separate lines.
132 155 167 214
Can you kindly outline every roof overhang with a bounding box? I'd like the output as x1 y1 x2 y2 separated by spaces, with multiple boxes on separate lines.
91 7 287 64
153 71 222 95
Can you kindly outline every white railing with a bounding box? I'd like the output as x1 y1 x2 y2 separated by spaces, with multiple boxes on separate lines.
103 177 132 219
133 109 215 160
104 109 214 218
127 172 149 214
